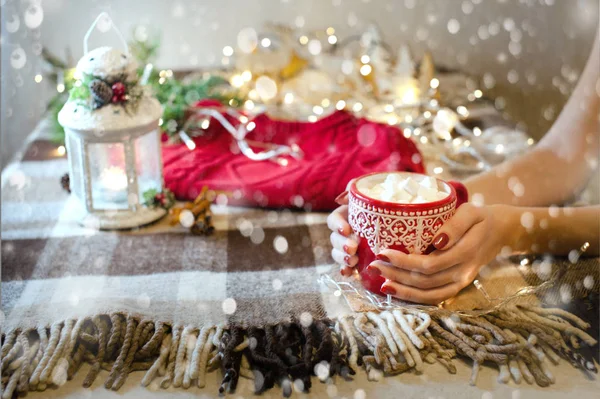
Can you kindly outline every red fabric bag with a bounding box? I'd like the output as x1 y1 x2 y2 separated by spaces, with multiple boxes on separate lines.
162 101 425 211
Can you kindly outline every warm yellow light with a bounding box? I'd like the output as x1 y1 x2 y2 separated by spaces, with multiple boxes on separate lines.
313 105 324 115
284 92 294 104
56 83 65 93
245 100 255 110
328 35 338 45
326 27 335 35
230 74 244 88
404 115 413 123
34 74 43 83
201 119 210 129
527 138 534 145
401 87 419 105
352 102 363 112
336 100 346 110
158 118 164 126
321 98 331 107
457 106 469 116
420 136 428 144
424 111 432 118
247 121 256 131
166 70 173 77
239 115 249 124
223 46 234 56
299 35 309 45
433 166 444 174
261 38 271 47
474 89 483 98
387 116 398 125
473 127 482 136
360 64 372 76
430 78 440 89
308 115 318 122
360 55 370 64
384 104 394 113
241 70 252 81
57 145 66 156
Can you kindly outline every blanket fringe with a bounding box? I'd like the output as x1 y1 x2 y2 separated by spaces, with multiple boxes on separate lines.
1 305 597 397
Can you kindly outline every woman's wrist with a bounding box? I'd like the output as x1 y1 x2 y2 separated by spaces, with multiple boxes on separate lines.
489 204 525 252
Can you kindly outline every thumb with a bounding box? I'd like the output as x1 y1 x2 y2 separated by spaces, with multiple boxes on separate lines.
335 179 357 206
432 203 483 250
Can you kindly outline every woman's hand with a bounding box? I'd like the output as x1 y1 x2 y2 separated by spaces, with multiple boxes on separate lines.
367 203 518 305
327 190 360 276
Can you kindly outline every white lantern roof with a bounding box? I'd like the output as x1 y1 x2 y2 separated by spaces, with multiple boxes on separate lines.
76 46 138 82
58 46 162 134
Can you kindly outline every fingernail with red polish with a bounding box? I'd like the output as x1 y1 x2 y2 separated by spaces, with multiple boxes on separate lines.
335 191 348 205
366 265 382 276
344 255 351 265
433 233 449 250
375 254 390 263
338 227 348 237
343 245 350 254
381 285 396 295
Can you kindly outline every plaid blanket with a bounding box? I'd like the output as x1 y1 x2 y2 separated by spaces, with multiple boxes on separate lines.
2 116 598 397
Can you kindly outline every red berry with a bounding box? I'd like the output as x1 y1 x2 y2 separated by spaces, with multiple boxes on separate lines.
111 95 120 103
156 193 165 201
112 82 126 97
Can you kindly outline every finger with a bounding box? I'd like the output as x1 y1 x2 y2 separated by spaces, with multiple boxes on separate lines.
376 249 456 275
340 265 354 277
330 232 359 255
327 205 352 236
380 280 463 305
331 248 358 268
367 261 464 290
431 203 485 250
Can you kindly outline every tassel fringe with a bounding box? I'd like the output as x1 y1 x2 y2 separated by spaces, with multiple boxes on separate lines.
1 305 597 397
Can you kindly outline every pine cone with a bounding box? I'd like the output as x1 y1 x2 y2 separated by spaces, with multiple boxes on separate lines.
89 79 113 107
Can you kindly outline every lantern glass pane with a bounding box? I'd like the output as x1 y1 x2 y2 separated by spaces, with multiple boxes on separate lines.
66 134 84 201
89 143 129 210
135 129 162 199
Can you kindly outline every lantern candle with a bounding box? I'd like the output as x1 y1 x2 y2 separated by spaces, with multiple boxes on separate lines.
58 13 167 229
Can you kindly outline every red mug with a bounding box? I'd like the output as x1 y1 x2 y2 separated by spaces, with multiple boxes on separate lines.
347 172 468 295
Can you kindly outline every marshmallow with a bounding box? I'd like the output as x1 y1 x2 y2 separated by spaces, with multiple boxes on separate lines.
411 196 427 204
435 191 449 200
358 173 449 204
419 176 438 190
417 185 439 202
398 177 421 196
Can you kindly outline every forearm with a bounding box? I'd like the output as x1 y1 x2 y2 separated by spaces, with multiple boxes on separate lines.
465 32 600 207
500 204 600 256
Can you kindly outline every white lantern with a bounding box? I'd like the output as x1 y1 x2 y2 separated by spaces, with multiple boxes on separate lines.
58 14 166 229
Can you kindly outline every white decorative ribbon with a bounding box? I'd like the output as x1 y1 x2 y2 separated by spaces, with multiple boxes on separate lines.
181 106 304 165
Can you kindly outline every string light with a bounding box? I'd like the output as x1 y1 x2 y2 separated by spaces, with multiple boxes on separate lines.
299 35 309 45
429 78 439 89
473 127 482 136
336 100 346 110
230 74 244 88
384 104 394 113
474 89 483 98
34 74 43 83
222 46 234 56
312 105 324 115
321 98 331 107
57 145 66 156
260 37 271 47
241 70 252 81
352 102 363 112
284 92 294 104
457 105 469 116
56 83 65 93
360 55 370 64
433 166 444 174
360 64 372 76
328 35 338 44
326 27 335 35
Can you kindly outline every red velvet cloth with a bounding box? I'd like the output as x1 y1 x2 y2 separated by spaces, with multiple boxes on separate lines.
162 103 425 211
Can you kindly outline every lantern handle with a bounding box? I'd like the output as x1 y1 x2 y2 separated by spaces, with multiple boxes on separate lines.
83 12 129 56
